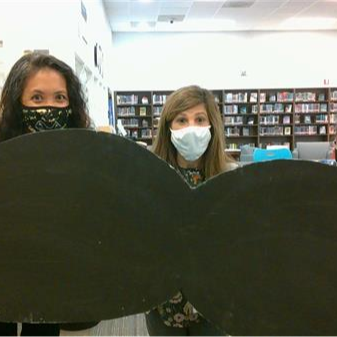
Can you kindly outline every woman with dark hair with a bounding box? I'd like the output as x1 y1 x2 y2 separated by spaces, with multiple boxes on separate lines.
0 52 91 140
0 52 95 336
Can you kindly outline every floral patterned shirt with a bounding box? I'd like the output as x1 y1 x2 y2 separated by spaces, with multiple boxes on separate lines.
155 167 205 328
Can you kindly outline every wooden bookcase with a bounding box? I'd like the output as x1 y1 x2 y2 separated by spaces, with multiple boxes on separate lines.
114 88 337 154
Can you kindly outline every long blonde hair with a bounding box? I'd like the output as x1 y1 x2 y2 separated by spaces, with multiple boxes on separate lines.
152 85 234 179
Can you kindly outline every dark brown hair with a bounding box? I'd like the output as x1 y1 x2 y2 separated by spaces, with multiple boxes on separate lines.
0 52 91 141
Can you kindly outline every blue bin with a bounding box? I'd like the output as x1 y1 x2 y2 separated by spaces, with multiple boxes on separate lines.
253 148 292 162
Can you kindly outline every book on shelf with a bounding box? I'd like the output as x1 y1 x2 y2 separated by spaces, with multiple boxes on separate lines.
153 106 163 116
242 127 250 136
320 103 328 113
239 106 247 114
141 96 149 104
250 92 258 103
319 126 327 135
224 105 238 114
141 119 149 127
315 114 328 123
260 104 274 113
331 90 337 101
224 92 247 103
260 126 284 136
213 95 220 103
330 114 337 123
225 126 240 137
118 106 136 116
153 94 168 104
274 103 284 113
304 115 312 124
153 117 160 127
285 104 292 113
260 115 279 125
224 116 243 125
294 125 318 135
329 125 337 134
141 129 152 138
284 127 291 135
295 92 316 102
259 93 266 103
269 93 276 102
277 91 293 102
331 103 337 112
318 93 326 101
247 117 255 125
283 116 291 124
117 94 138 105
139 107 147 116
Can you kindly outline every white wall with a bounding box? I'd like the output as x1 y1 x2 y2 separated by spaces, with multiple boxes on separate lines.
110 31 337 90
76 0 114 126
0 0 113 126
0 1 78 71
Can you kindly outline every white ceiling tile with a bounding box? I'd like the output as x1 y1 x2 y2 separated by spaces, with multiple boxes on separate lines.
297 1 337 17
130 2 160 20
187 2 224 19
159 6 190 15
103 0 337 32
160 1 193 8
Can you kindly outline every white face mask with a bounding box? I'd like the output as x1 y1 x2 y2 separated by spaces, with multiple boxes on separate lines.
170 126 211 162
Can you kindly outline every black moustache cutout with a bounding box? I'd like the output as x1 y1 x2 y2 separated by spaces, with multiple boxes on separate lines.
0 129 336 335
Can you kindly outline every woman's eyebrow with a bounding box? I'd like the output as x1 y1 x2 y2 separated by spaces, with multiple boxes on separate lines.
30 89 44 94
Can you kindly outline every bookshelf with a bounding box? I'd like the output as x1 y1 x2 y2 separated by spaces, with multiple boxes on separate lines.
115 91 153 144
114 87 337 154
223 89 259 152
152 91 171 139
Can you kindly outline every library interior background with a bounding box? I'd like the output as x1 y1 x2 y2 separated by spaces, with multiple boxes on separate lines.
1 0 337 161
1 0 337 336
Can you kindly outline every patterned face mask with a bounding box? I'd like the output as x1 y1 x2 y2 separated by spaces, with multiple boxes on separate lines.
22 106 72 133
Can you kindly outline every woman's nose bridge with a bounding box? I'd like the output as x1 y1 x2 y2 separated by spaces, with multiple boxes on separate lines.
45 98 56 106
187 117 196 126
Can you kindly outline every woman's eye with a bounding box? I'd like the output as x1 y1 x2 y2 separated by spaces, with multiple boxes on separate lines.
31 95 43 102
55 94 68 101
175 118 186 124
196 117 206 123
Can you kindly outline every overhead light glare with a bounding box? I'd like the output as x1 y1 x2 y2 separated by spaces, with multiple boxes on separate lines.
279 17 337 30
178 19 237 32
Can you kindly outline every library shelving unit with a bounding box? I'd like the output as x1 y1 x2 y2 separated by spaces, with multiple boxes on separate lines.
329 88 337 138
152 91 172 139
293 88 329 143
258 88 294 150
211 90 224 113
223 89 259 155
114 87 337 155
115 91 153 145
